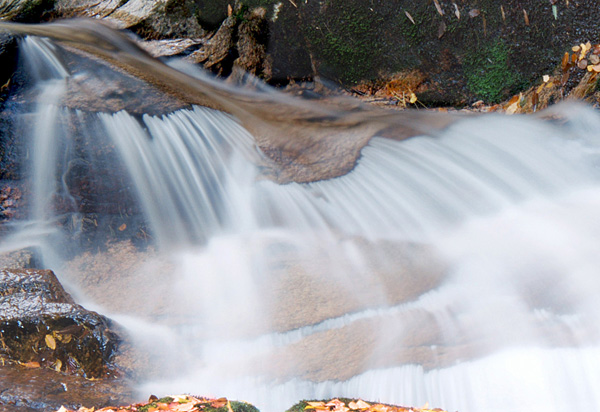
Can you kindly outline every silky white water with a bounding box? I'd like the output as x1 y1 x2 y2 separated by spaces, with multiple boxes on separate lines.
3 34 600 412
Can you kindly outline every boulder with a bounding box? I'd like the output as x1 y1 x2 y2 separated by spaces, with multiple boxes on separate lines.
104 0 206 39
0 268 121 378
0 247 39 269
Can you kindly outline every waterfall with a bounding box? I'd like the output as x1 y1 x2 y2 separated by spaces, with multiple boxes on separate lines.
3 27 600 412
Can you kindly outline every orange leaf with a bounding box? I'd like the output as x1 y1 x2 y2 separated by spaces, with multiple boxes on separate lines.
23 361 40 368
118 224 127 231
562 52 570 71
211 398 228 408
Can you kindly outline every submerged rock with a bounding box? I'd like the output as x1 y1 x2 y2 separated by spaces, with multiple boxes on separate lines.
0 268 121 379
0 362 134 411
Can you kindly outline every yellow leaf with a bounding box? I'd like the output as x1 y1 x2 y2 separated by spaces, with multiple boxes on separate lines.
305 402 328 410
56 407 69 412
54 359 62 372
572 45 581 53
45 334 56 350
409 93 418 104
118 223 127 231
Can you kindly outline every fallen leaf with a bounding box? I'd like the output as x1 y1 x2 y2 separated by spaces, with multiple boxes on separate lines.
542 74 550 83
437 21 446 38
409 93 418 104
592 64 600 73
211 398 228 408
578 59 588 70
45 334 57 350
118 224 127 231
370 404 389 412
453 3 460 19
469 8 480 18
433 0 444 15
23 361 41 368
572 45 581 53
523 9 529 25
552 4 558 19
404 10 416 24
590 54 600 65
325 399 349 412
171 403 195 412
54 359 63 372
561 52 570 71
56 407 69 412
500 5 505 21
349 400 371 410
305 402 329 411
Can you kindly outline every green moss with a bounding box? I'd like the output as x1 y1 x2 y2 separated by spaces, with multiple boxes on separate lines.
304 2 387 84
463 39 524 103
201 401 260 412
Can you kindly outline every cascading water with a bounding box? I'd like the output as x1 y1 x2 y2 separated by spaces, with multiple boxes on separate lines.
2 24 600 412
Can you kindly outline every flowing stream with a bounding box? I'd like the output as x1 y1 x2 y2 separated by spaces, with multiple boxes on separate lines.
2 23 600 412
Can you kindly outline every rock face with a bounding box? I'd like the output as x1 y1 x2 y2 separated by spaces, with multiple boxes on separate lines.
2 0 600 105
0 268 121 379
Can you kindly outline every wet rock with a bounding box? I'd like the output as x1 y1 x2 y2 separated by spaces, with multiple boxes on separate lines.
0 362 134 411
54 0 123 19
0 182 26 221
0 268 121 378
0 33 17 93
0 247 39 269
188 15 237 76
104 0 206 39
0 0 53 22
234 7 270 78
185 6 271 79
138 37 205 58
